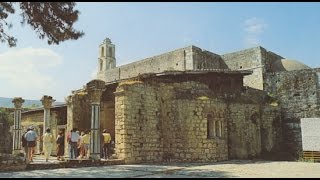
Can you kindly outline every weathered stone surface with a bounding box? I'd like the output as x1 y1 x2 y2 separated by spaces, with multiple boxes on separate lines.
264 68 320 159
113 76 279 163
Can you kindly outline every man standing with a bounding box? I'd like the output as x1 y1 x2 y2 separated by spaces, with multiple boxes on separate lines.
68 128 80 160
102 129 112 159
24 126 38 163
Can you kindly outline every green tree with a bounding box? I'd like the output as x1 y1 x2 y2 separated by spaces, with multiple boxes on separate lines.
0 2 84 47
0 108 13 126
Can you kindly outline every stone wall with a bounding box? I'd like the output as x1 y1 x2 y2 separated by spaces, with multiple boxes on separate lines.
260 105 283 159
0 153 26 172
261 48 284 73
99 45 230 83
0 124 12 154
99 46 192 82
264 68 320 159
114 82 162 163
227 103 261 159
113 76 281 163
221 47 264 90
67 91 91 132
191 46 228 70
114 81 229 163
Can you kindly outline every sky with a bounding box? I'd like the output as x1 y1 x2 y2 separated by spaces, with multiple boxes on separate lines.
1 2 320 102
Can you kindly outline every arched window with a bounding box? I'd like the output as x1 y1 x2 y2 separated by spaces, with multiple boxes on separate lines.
101 47 104 57
207 114 215 138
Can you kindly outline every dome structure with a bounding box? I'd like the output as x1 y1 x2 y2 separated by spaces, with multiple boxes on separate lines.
271 59 311 72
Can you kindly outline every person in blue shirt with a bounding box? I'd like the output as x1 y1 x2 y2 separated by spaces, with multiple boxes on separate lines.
24 126 38 163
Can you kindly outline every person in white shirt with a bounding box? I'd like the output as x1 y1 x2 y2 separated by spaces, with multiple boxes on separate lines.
68 128 80 159
43 128 54 162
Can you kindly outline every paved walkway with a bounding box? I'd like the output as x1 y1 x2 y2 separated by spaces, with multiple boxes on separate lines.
29 154 62 164
1 160 320 178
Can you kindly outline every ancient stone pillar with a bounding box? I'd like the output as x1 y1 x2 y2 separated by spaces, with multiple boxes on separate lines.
87 80 105 160
12 97 25 155
40 95 55 136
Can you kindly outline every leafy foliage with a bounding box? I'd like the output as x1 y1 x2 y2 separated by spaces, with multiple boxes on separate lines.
0 108 13 126
0 2 84 47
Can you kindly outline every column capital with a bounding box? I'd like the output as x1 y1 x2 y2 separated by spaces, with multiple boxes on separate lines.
87 79 105 104
12 97 25 109
41 95 56 109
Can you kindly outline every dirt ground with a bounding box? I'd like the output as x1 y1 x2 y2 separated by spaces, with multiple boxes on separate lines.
0 160 319 178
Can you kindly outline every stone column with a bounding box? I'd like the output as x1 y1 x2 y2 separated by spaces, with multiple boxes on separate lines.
40 95 55 136
12 97 25 155
87 80 105 160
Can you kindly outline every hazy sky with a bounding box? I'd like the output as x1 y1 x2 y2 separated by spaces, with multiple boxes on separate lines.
1 2 320 102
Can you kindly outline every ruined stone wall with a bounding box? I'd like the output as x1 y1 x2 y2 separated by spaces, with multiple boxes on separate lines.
221 47 264 90
66 92 91 157
264 68 320 159
115 80 229 163
67 92 91 133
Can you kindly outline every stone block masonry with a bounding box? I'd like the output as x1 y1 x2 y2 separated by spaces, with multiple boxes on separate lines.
264 68 320 159
113 76 280 163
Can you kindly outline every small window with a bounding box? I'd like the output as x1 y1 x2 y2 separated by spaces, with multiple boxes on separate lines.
207 114 215 138
101 47 104 57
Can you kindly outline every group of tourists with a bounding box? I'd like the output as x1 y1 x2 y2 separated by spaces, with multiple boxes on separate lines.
21 126 113 163
21 127 64 163
66 128 113 160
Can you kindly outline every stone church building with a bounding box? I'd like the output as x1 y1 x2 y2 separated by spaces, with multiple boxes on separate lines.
19 38 320 163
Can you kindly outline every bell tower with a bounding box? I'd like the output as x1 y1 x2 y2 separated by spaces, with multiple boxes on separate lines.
98 38 116 72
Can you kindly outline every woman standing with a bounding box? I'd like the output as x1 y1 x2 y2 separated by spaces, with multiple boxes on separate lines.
56 130 65 161
43 128 54 162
